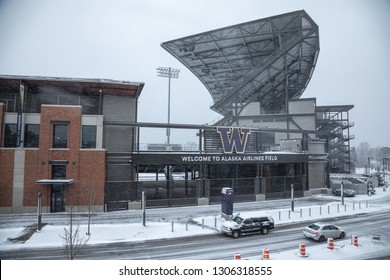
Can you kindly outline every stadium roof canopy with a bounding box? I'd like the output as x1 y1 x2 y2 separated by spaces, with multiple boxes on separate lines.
161 10 319 118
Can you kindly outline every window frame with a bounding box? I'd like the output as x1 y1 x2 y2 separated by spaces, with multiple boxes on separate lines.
81 125 97 149
52 122 69 149
24 124 40 148
4 123 18 147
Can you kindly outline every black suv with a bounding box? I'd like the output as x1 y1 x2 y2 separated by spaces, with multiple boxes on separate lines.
221 214 274 238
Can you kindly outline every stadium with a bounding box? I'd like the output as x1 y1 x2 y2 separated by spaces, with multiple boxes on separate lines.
0 10 353 213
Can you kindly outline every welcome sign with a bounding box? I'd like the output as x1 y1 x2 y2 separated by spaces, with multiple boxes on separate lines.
132 153 308 165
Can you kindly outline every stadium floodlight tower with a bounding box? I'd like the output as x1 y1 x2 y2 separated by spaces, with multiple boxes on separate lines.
156 67 180 146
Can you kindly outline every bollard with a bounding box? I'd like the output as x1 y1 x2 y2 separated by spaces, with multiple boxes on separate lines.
171 221 174 232
372 234 381 241
288 210 291 219
327 238 334 250
300 208 302 218
353 202 355 210
328 205 330 214
309 207 311 217
337 204 340 213
215 216 217 228
344 203 347 212
234 252 241 260
299 242 307 257
352 234 359 247
202 218 205 229
320 206 322 215
279 210 281 220
359 201 361 209
262 248 270 260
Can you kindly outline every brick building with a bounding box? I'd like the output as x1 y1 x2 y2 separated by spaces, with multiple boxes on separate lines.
0 76 144 213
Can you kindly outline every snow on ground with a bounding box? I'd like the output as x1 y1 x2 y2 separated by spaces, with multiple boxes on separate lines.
1 187 390 260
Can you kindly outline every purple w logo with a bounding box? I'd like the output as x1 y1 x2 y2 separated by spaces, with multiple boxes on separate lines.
216 127 251 154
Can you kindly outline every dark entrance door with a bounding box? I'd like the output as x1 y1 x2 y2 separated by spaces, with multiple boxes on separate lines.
51 164 67 212
51 184 66 212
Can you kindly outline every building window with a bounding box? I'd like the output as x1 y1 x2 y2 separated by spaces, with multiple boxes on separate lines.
4 124 17 147
53 123 68 148
81 125 97 149
52 164 67 179
24 124 40 148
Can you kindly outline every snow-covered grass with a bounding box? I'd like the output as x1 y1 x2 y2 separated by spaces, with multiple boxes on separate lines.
1 188 390 260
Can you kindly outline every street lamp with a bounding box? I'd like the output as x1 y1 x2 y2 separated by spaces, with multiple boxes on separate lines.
156 66 180 146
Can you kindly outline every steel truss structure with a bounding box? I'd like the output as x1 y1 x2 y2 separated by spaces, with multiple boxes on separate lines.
316 105 354 173
161 10 319 123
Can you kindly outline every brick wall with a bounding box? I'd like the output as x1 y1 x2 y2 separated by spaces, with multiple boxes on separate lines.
24 149 46 206
0 149 14 208
77 150 106 205
0 103 3 146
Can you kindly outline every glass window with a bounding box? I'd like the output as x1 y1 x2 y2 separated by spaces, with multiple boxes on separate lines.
53 123 68 148
52 164 67 179
81 125 96 149
4 124 17 147
24 124 40 148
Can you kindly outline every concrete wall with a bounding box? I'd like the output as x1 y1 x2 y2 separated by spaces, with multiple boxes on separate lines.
308 141 326 154
308 161 326 189
289 99 315 114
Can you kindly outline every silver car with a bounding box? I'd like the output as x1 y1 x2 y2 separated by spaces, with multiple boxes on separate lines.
303 222 346 242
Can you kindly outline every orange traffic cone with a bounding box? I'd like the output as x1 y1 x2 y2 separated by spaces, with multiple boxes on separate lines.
299 242 307 257
263 248 270 260
327 238 334 250
352 234 359 247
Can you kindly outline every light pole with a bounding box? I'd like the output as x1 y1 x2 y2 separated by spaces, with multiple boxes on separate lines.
37 192 42 231
156 67 180 146
291 184 294 212
367 157 372 175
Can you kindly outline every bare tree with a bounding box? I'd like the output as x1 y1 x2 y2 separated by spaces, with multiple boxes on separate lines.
59 205 90 260
356 142 370 167
82 186 97 236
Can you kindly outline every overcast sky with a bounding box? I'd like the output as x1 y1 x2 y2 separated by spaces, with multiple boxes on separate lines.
0 0 389 147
